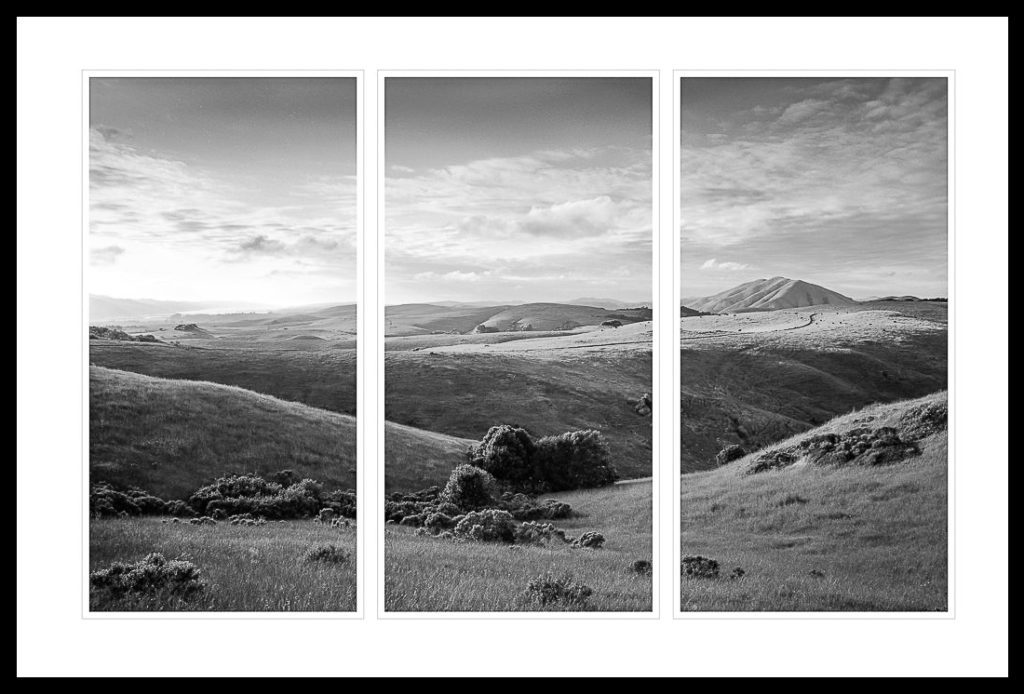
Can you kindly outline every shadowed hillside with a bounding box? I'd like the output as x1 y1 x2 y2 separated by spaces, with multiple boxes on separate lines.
90 366 356 500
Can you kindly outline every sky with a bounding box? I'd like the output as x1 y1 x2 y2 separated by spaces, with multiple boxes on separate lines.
680 77 948 299
89 77 357 308
385 77 652 305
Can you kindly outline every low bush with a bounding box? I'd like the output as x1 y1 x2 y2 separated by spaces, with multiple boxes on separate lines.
681 555 720 579
453 509 516 543
89 553 204 600
513 521 568 545
304 544 350 564
715 444 747 466
163 500 195 518
629 559 653 576
570 531 606 549
524 572 593 608
440 464 498 510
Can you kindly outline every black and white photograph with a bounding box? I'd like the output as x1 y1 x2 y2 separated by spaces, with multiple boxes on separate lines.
87 76 359 611
678 76 949 611
382 76 655 612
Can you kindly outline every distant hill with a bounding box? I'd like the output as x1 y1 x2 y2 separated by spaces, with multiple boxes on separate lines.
475 303 651 333
385 302 651 336
680 305 702 317
563 297 650 310
686 277 855 313
90 366 356 500
90 296 221 322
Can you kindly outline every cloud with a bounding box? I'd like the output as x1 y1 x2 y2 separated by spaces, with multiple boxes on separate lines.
91 245 125 265
413 270 492 282
700 258 750 271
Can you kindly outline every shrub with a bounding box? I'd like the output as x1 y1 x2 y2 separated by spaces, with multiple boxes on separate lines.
440 465 498 510
533 430 618 491
524 572 593 608
90 483 141 518
315 508 337 524
163 500 195 518
423 512 456 533
471 425 537 485
729 567 746 580
570 531 606 549
304 544 350 564
89 553 204 599
503 494 574 521
514 521 567 545
453 509 516 543
681 555 720 579
629 559 653 576
715 444 747 466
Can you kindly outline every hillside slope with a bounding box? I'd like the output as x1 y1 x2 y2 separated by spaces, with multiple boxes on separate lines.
476 303 651 332
90 366 356 499
680 392 947 611
687 277 855 313
384 421 476 493
680 302 947 473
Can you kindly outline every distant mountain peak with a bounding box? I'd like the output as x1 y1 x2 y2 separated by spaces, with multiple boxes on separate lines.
686 277 855 314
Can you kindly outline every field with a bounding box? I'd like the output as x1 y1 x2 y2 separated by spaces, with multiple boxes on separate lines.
90 517 356 611
680 392 947 611
89 302 358 612
384 302 653 611
386 481 652 612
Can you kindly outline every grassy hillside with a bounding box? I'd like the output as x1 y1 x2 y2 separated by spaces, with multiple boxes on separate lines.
90 341 356 416
90 366 356 500
680 392 947 611
386 480 652 612
384 421 476 494
385 350 652 481
90 518 356 611
680 302 947 472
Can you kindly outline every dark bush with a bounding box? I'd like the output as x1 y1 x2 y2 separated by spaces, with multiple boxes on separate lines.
629 559 653 576
453 509 516 543
163 500 195 518
440 464 498 510
514 521 567 545
304 544 350 564
90 483 150 518
89 553 204 599
570 531 606 549
681 555 720 579
524 572 593 608
533 430 618 491
715 444 747 466
471 425 537 485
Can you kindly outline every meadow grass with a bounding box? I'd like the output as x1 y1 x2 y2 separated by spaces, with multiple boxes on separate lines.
678 433 947 611
385 481 652 612
90 517 356 611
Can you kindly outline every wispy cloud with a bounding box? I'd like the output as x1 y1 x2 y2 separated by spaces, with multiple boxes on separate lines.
91 245 125 265
387 146 651 302
681 77 947 298
700 258 750 271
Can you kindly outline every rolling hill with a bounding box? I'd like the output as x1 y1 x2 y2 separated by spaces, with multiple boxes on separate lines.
686 277 855 313
90 366 356 500
679 302 947 473
385 302 651 336
384 421 476 493
680 392 947 611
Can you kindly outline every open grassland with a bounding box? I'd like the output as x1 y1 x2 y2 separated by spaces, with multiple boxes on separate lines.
385 349 652 482
680 302 947 472
90 341 357 416
679 394 947 611
90 518 356 611
385 481 652 612
90 366 356 500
